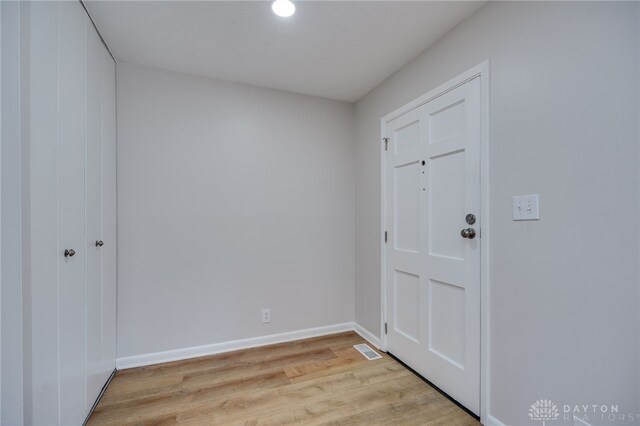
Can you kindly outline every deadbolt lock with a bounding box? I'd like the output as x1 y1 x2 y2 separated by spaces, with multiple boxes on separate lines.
465 214 476 225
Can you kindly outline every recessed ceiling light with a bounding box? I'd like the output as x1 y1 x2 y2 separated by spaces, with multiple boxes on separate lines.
272 0 295 18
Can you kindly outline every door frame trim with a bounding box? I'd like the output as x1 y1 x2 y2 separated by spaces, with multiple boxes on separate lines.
379 60 490 423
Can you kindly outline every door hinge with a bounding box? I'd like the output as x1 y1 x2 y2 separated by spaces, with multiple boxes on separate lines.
384 231 387 243
384 322 388 334
383 137 389 151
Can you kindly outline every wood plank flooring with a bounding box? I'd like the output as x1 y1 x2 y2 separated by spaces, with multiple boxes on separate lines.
88 332 479 425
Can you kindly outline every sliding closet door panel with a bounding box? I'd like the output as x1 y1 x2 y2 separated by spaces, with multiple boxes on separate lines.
28 3 60 423
101 47 117 379
57 3 88 424
85 21 104 409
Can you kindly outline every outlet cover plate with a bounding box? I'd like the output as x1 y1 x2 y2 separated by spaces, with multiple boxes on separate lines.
512 194 540 221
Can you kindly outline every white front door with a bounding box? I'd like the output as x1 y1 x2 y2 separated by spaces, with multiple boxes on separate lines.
384 77 481 414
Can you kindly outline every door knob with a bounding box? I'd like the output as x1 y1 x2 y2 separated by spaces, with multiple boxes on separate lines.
95 240 104 247
64 249 76 258
460 228 476 239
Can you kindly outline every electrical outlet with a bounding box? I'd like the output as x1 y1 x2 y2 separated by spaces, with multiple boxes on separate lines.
261 308 271 324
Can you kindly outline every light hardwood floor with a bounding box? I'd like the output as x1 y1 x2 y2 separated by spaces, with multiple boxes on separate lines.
88 332 479 425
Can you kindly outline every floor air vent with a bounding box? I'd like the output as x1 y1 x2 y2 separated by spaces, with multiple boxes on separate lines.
353 343 382 360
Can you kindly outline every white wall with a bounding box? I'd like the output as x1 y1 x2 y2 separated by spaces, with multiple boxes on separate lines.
117 62 355 359
355 2 639 424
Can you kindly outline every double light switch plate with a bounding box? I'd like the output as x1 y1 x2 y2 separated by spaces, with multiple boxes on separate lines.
512 194 540 221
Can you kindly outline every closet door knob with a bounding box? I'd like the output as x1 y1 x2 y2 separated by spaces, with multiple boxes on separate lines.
64 249 76 258
95 240 104 247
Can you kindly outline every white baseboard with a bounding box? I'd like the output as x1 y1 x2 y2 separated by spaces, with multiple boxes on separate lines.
484 415 507 426
116 322 354 370
353 323 383 350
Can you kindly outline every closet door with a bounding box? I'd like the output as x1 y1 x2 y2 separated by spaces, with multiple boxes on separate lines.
58 4 88 424
101 41 117 382
85 18 105 409
86 17 117 408
28 3 61 423
28 2 116 423
29 2 91 424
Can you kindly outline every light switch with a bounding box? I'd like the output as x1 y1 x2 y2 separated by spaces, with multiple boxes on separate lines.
512 194 539 221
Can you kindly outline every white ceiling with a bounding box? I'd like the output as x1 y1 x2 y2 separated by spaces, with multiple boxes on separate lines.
85 1 486 102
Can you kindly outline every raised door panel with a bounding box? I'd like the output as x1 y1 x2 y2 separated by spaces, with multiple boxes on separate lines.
393 270 420 343
394 160 420 253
